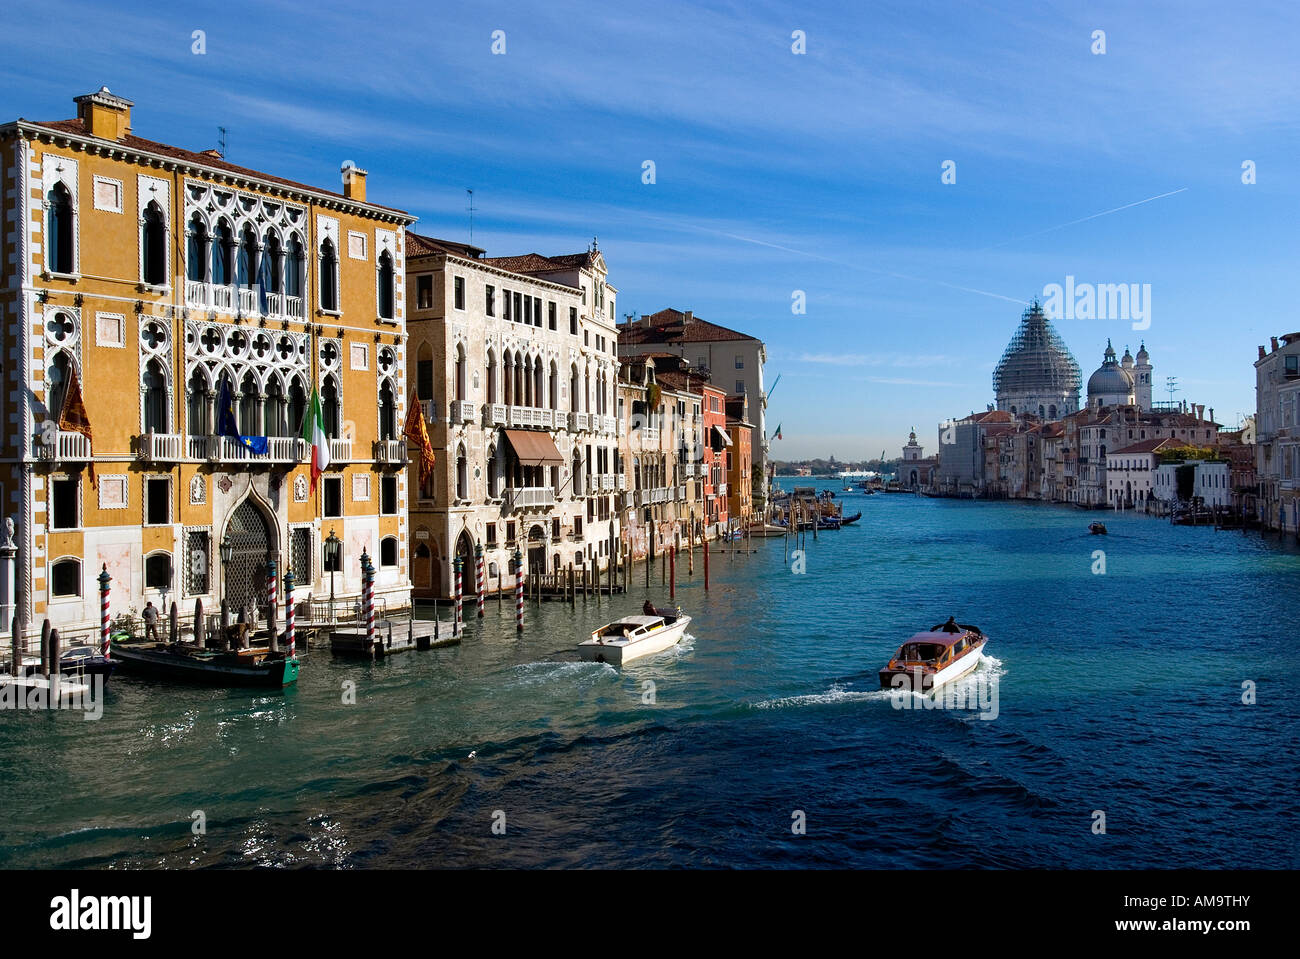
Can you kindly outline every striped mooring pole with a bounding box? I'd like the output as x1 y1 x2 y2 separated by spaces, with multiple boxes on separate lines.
361 549 375 652
266 555 279 653
453 556 463 637
513 547 523 633
475 541 485 618
98 564 111 659
284 566 296 660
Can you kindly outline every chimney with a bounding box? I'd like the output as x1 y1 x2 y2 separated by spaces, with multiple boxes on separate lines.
683 310 694 325
199 148 223 160
1260 345 1267 360
341 163 368 202
1271 336 1280 352
74 86 133 141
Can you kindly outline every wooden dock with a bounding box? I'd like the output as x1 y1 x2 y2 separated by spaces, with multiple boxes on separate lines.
329 618 460 658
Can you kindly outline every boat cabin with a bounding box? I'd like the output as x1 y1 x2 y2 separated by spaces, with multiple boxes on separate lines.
593 615 667 642
892 630 976 666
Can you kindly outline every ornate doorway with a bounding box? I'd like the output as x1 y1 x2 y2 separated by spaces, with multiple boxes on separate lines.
455 531 476 596
527 525 546 576
223 499 273 615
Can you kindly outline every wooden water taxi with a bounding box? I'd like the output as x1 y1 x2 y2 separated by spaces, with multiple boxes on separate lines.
878 622 987 693
1089 522 1107 535
578 607 692 666
112 641 299 687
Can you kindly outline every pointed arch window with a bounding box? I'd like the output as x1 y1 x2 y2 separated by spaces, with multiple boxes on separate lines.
236 225 257 289
378 379 397 440
264 375 285 437
48 351 73 421
47 183 74 275
287 376 307 437
187 215 208 283
143 359 168 434
187 368 209 436
320 237 339 311
456 444 468 501
377 250 395 320
259 231 281 312
485 349 497 405
454 344 467 403
549 362 559 411
142 201 167 286
239 371 259 434
322 375 341 439
285 235 304 298
212 220 233 286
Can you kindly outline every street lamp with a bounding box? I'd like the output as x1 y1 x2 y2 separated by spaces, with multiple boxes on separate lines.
324 527 341 623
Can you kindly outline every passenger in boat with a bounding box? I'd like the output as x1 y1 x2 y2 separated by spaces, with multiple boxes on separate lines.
643 600 657 617
143 601 160 642
936 616 961 633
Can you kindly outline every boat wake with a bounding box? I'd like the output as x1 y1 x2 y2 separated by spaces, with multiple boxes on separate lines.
504 660 617 689
751 682 891 710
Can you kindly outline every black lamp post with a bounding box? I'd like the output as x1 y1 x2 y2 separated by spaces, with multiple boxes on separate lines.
324 527 341 623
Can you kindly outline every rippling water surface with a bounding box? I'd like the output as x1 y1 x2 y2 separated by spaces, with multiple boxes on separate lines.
2 483 1296 869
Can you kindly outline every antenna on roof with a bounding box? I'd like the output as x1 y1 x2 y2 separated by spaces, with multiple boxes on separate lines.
218 126 228 157
466 189 476 245
1166 376 1179 406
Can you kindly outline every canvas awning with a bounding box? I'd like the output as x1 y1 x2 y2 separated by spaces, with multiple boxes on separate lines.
710 425 733 450
503 429 564 467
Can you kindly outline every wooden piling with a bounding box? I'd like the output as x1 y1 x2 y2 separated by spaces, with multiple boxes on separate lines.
40 618 50 675
703 535 710 591
568 562 575 607
669 542 676 600
48 628 60 677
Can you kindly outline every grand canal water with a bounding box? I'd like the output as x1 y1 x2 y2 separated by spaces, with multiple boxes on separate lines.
2 481 1297 869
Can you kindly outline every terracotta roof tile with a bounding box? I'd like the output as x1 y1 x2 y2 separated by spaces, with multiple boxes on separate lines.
618 308 761 345
28 118 411 216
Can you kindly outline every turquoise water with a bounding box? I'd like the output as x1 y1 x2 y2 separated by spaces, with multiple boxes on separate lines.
2 481 1297 868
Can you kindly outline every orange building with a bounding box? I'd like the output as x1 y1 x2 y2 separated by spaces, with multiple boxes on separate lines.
0 88 416 643
725 394 754 524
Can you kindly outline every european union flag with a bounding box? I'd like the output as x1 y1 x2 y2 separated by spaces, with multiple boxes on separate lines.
217 381 268 454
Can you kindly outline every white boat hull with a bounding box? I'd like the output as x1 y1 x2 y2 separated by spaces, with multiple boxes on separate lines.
578 616 692 665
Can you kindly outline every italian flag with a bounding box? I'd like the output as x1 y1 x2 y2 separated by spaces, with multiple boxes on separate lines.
302 387 331 494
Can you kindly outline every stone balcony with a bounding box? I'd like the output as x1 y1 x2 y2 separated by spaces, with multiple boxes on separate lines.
504 486 557 511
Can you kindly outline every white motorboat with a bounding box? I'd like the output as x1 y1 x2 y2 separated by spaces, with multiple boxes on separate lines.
579 610 692 665
878 622 987 693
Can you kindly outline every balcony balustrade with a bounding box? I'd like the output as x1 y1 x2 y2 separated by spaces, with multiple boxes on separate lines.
375 439 407 464
451 400 476 424
504 486 557 510
137 432 184 463
36 430 91 462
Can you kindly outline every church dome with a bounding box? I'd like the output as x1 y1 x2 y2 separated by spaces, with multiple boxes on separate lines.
1087 339 1135 398
993 301 1082 407
1135 341 1149 365
1121 345 1133 368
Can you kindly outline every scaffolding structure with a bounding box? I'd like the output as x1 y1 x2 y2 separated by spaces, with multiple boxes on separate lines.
992 301 1081 406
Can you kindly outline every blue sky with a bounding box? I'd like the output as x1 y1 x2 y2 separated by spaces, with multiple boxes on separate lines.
4 0 1296 459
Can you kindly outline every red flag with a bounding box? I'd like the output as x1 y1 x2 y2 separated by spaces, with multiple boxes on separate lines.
402 390 436 490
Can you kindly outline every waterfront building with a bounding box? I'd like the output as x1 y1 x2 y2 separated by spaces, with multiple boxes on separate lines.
1105 437 1182 508
403 234 621 597
934 408 1012 495
725 394 754 524
617 308 768 495
899 428 938 490
699 382 730 534
0 87 416 641
1254 333 1300 533
617 354 696 559
993 301 1081 418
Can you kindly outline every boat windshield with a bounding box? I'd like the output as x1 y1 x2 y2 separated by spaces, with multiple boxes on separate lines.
900 643 946 661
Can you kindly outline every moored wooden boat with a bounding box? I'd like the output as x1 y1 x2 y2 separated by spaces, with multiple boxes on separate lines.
839 511 862 526
879 623 987 693
112 641 299 687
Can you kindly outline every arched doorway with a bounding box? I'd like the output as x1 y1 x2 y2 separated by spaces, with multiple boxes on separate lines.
527 524 546 577
454 530 476 596
412 541 432 590
223 499 274 615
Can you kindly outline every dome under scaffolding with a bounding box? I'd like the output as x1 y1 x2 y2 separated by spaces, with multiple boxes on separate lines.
993 301 1082 418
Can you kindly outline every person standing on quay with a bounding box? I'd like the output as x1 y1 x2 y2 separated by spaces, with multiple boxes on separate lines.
143 601 160 642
